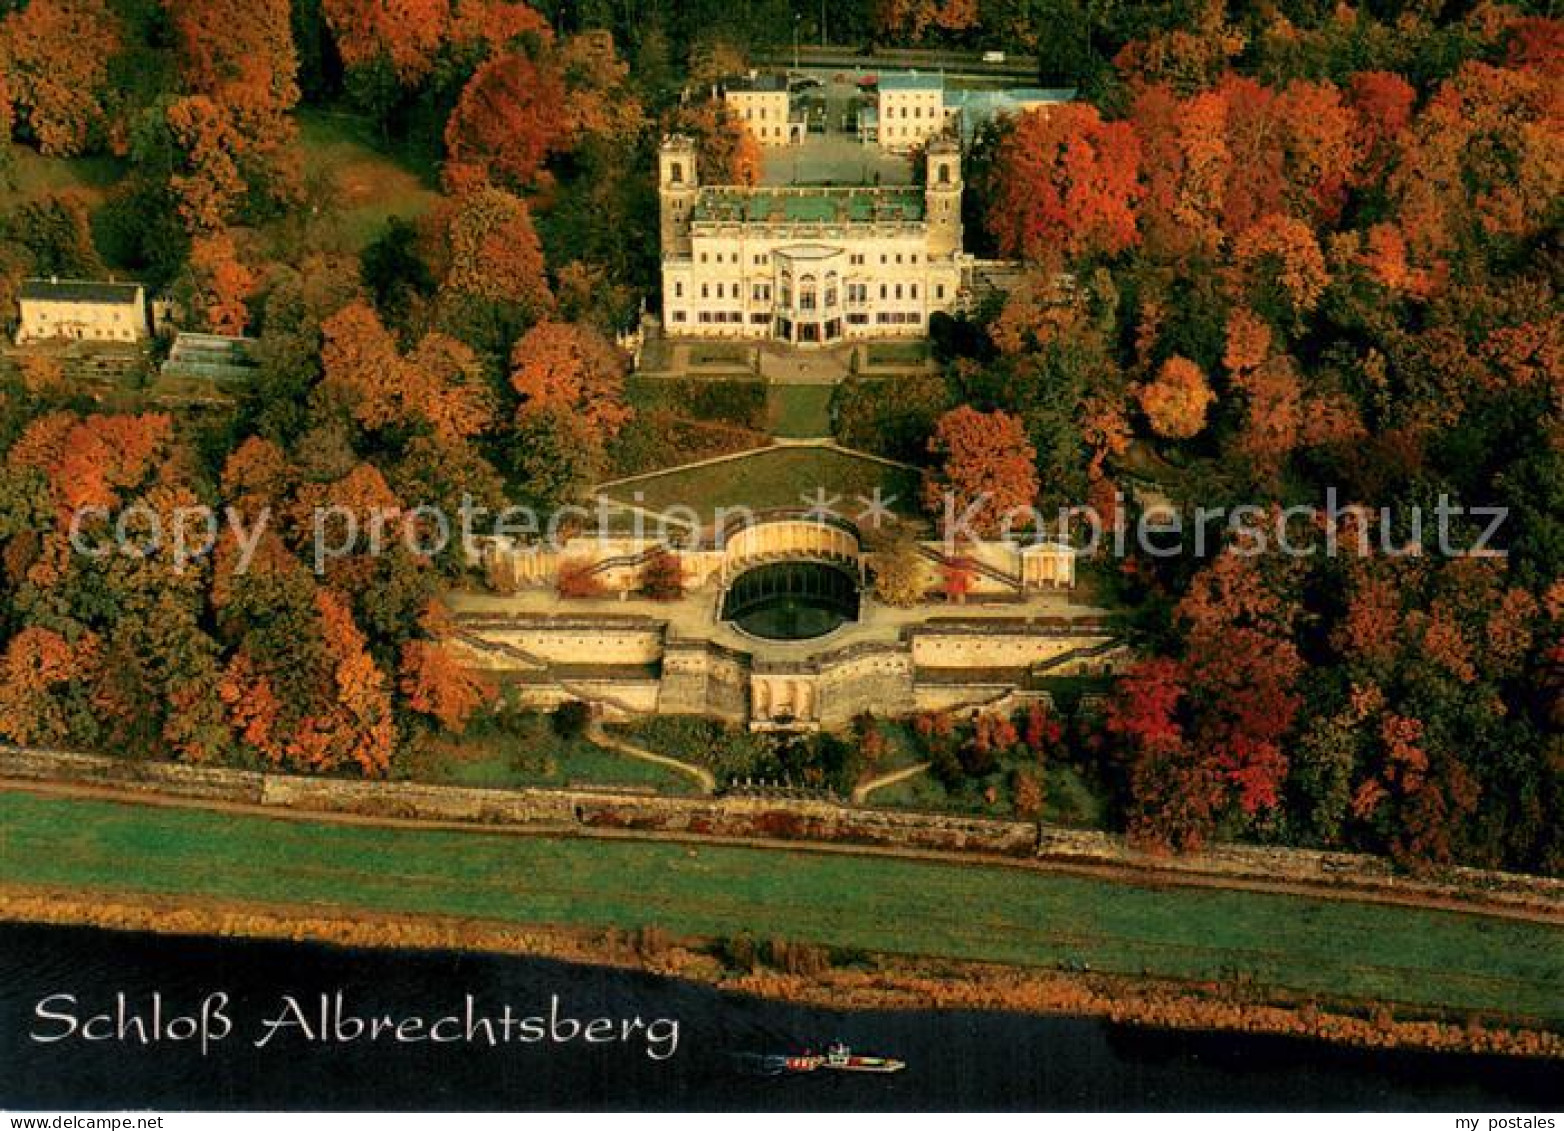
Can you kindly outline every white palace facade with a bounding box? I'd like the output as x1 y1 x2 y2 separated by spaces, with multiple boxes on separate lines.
658 135 969 346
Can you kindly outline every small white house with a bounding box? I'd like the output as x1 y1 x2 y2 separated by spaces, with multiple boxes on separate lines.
16 278 149 345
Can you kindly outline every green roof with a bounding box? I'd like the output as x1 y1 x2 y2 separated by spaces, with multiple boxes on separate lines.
691 187 925 225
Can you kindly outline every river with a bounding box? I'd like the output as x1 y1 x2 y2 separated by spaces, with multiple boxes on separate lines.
1 923 1557 1111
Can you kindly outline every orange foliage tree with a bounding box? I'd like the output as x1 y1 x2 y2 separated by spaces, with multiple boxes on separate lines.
0 627 101 746
444 51 569 191
187 233 258 335
1137 356 1215 440
874 0 978 41
323 0 452 84
321 301 494 443
663 100 761 187
922 407 1040 538
0 0 123 155
399 637 493 733
988 103 1141 264
1130 84 1230 259
508 321 632 438
436 186 553 312
166 96 248 233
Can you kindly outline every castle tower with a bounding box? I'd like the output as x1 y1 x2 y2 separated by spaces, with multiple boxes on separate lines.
924 136 963 259
659 135 699 259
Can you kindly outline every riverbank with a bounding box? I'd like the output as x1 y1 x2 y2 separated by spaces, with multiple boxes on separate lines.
1 882 1559 1061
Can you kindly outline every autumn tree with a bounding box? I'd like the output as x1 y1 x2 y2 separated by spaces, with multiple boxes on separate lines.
1105 657 1223 851
871 536 927 607
987 103 1141 265
1229 213 1329 328
638 549 684 601
0 0 124 155
165 96 248 233
435 185 553 324
322 0 452 85
398 601 492 734
0 627 102 746
874 0 977 42
163 0 303 213
559 29 645 144
508 321 631 439
1130 84 1230 260
444 51 569 192
1390 62 1561 279
923 407 1039 538
663 100 761 187
321 300 495 443
1136 355 1214 440
186 233 257 336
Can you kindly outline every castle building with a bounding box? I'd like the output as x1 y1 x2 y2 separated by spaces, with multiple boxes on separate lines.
868 72 946 152
15 278 148 345
658 135 967 345
857 72 1076 153
719 72 803 146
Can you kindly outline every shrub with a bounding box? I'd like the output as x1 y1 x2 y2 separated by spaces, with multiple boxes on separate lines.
639 548 684 601
1012 766 1045 818
552 700 591 738
557 560 605 598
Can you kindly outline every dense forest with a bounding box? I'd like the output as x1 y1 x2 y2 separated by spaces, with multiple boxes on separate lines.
0 0 1557 875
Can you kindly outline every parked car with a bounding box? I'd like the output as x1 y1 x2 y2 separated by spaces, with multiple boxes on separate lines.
982 50 1006 62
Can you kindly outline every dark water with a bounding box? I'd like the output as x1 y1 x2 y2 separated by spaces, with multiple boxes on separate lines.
1 923 1558 1111
723 560 859 641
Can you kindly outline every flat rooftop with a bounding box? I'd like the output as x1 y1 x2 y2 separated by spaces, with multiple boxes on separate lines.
20 278 143 305
878 72 945 91
691 185 925 224
721 72 789 93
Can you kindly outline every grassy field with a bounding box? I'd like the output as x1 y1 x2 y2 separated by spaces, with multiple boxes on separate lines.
874 762 1107 828
296 111 441 251
414 714 698 795
1 791 1559 1022
767 384 835 438
863 341 931 368
1 149 124 209
599 446 922 517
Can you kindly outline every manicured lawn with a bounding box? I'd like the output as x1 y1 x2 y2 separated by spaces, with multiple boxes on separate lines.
416 716 698 795
599 446 922 518
2 792 1560 1021
767 384 835 438
863 341 930 368
295 110 441 251
688 343 753 366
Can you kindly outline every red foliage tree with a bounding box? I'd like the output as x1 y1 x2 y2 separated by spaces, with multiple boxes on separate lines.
987 104 1142 264
444 51 569 191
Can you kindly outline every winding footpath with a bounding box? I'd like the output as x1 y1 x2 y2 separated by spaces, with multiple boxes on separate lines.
584 719 716 794
850 760 931 804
